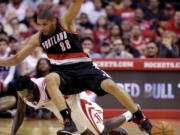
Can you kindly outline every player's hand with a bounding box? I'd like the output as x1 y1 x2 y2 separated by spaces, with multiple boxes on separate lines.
10 132 16 135
162 38 172 49
100 128 109 135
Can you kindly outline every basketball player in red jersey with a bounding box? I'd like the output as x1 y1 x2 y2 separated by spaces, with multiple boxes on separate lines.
0 0 152 135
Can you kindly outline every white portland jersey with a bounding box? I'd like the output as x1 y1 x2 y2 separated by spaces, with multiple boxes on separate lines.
22 77 104 135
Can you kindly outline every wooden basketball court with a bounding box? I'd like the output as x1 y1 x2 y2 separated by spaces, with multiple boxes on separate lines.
0 118 179 135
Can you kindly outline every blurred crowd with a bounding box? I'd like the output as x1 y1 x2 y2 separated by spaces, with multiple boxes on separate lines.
0 0 180 119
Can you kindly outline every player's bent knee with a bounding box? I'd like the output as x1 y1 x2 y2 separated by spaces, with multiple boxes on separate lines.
45 72 60 86
101 79 119 94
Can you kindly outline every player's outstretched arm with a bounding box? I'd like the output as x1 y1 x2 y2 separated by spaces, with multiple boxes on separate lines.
0 33 39 67
60 0 83 30
10 95 26 135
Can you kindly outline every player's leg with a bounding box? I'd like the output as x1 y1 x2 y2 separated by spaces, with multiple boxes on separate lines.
74 92 130 135
101 111 132 135
80 111 131 135
77 62 151 134
100 79 152 134
101 79 137 113
45 72 77 135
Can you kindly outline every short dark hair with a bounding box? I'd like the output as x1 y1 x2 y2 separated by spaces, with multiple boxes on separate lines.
37 8 54 20
81 37 93 44
102 40 110 46
13 76 34 91
0 38 8 44
9 36 18 42
0 0 8 4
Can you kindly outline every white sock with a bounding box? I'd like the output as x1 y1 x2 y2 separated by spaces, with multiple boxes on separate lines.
122 111 133 121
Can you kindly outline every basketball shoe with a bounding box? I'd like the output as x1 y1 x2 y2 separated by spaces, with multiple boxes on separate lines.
57 118 78 135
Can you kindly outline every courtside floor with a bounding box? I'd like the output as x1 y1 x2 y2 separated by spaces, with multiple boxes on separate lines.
0 118 179 135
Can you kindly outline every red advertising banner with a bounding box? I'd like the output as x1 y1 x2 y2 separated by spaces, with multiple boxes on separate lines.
93 58 180 71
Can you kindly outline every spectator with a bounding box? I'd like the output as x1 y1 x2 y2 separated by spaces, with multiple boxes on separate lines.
5 37 21 98
83 28 94 39
79 13 93 29
130 25 147 54
122 33 142 58
155 17 168 42
0 0 9 25
9 36 19 55
128 8 157 41
35 58 51 78
93 16 110 53
75 24 83 37
79 0 94 17
107 39 133 58
165 11 180 38
108 24 122 44
145 42 159 58
113 0 123 10
105 4 122 26
159 31 179 58
21 7 38 36
7 0 28 21
129 8 152 31
38 0 54 10
24 0 42 11
4 13 29 39
21 47 44 76
0 31 9 42
144 0 163 21
0 38 16 92
116 0 135 19
88 0 106 25
0 23 5 33
132 0 149 10
81 37 102 58
120 20 132 36
100 40 112 58
163 3 175 21
58 0 69 17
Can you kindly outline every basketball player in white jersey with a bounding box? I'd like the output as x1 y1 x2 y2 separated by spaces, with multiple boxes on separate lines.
10 76 133 135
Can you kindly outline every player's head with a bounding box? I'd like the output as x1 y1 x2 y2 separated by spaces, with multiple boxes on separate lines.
14 76 37 101
0 38 8 54
37 8 56 35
